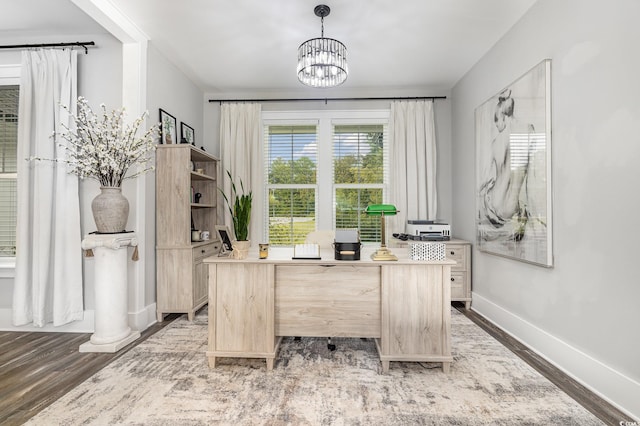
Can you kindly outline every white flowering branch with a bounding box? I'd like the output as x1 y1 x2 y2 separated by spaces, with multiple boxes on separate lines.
31 97 160 187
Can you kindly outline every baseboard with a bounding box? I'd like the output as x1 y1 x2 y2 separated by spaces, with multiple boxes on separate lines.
129 302 157 331
472 293 640 421
0 303 158 333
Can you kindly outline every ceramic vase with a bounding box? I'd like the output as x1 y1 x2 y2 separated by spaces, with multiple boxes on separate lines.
232 240 251 260
91 186 129 233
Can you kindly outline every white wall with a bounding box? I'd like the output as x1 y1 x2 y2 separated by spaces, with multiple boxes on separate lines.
451 0 640 419
0 32 123 331
77 34 123 314
146 43 206 306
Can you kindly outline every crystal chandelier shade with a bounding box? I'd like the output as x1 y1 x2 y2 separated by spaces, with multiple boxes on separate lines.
297 5 348 88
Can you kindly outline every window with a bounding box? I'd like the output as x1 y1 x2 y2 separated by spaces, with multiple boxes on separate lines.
0 85 18 258
264 124 318 245
333 124 387 242
263 111 389 246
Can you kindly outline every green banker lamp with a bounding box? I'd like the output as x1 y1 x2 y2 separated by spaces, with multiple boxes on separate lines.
365 204 398 261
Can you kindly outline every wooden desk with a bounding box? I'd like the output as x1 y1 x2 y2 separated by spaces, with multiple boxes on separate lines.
391 238 472 309
204 247 454 373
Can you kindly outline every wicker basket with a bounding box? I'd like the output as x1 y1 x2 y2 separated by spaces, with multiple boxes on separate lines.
408 242 445 261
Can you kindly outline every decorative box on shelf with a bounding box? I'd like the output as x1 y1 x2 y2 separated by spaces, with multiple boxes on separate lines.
408 242 445 261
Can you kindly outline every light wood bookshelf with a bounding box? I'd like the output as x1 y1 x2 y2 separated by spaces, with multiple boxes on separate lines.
156 144 221 321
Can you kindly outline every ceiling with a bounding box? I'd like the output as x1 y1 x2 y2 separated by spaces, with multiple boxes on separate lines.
2 0 538 96
0 0 106 38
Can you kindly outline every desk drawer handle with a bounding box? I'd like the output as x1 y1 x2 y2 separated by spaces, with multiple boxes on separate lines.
450 251 455 255
450 277 455 282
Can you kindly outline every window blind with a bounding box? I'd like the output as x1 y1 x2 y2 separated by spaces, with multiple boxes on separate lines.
332 124 388 242
264 124 318 246
0 86 18 257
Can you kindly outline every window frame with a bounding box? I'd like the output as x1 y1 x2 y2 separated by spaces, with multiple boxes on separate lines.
0 64 20 276
261 110 390 246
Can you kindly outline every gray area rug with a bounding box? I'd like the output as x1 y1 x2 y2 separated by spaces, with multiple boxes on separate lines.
27 308 602 425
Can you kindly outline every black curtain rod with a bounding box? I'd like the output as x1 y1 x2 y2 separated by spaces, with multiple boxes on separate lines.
0 41 95 54
208 96 446 105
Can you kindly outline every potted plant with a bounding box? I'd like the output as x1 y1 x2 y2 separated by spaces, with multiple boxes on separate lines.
220 170 252 259
32 97 159 233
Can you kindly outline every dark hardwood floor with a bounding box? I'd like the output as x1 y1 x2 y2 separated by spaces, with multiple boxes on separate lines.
0 314 179 425
453 302 634 425
0 306 633 425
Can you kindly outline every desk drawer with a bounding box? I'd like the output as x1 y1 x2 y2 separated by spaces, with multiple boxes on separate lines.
450 272 466 298
446 245 465 263
193 242 219 260
275 265 381 338
445 243 470 271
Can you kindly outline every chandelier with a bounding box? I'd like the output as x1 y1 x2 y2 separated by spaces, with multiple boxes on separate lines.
297 4 348 88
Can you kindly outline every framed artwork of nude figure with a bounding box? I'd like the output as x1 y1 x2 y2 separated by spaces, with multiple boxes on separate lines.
475 59 553 267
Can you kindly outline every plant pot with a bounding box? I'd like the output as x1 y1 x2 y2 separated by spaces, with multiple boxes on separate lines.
91 186 129 233
231 240 251 260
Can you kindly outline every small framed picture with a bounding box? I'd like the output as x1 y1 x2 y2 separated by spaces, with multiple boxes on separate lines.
159 109 177 144
215 225 235 253
180 122 195 145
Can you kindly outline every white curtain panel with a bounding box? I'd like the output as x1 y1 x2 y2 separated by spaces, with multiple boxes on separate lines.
13 49 83 327
389 100 438 233
219 103 262 241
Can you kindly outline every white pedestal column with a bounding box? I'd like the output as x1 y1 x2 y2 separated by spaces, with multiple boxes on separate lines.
79 232 141 353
